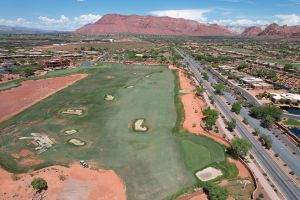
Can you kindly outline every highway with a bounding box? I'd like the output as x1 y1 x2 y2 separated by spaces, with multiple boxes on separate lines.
176 48 300 200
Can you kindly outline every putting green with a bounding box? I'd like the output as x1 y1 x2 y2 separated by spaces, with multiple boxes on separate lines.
0 63 226 200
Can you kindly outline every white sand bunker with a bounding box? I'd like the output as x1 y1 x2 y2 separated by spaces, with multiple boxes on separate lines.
106 75 114 79
62 109 83 116
196 167 223 181
145 75 151 78
104 94 114 101
64 129 77 135
127 86 134 89
133 119 148 132
68 138 86 146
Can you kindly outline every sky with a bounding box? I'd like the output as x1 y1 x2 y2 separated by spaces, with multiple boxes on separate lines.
0 0 299 31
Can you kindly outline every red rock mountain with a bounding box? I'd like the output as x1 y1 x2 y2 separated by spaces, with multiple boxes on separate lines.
75 14 233 36
241 26 262 36
258 23 300 38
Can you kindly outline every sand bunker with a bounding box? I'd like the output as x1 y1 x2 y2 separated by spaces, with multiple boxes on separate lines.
179 89 194 94
19 133 55 154
64 129 78 135
106 75 114 79
133 119 148 132
104 94 114 101
196 167 223 181
0 74 88 123
62 109 83 116
127 85 134 89
68 138 86 146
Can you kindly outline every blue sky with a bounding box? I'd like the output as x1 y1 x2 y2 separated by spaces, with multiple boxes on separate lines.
0 0 299 31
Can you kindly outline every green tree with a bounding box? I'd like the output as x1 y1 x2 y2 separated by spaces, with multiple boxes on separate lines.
196 85 205 95
226 119 236 132
262 115 275 128
231 102 242 114
231 138 252 158
260 134 272 149
203 107 219 130
214 83 225 95
250 105 282 128
253 128 261 136
31 177 48 191
202 72 209 80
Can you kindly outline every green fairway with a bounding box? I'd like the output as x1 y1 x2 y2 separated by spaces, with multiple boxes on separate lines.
0 63 227 200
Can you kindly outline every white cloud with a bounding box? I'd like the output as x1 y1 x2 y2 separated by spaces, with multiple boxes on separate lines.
275 14 300 25
77 0 86 2
149 9 211 23
0 18 34 27
212 19 269 27
211 19 269 33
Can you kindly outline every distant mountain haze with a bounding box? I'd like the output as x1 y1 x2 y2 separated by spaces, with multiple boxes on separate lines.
0 25 63 34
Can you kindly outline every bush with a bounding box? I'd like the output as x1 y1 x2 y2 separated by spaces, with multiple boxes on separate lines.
259 134 272 149
232 102 242 114
259 193 264 198
250 105 282 128
203 107 218 130
214 83 225 95
253 128 260 136
202 182 228 200
31 177 48 191
226 119 236 132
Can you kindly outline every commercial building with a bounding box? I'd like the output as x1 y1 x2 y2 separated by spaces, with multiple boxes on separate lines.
241 76 273 90
39 59 70 68
271 93 300 103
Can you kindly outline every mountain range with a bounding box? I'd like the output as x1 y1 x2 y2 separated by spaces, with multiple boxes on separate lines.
0 25 64 34
1 14 299 37
75 14 232 36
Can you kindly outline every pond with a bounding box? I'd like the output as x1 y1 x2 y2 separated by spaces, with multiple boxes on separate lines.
81 62 94 67
281 106 300 115
289 127 300 138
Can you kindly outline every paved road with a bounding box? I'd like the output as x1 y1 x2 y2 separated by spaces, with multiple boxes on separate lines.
176 48 300 200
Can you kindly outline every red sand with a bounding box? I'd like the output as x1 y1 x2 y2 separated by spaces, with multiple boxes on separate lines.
11 149 33 159
178 69 229 146
228 157 250 178
0 74 88 123
0 163 126 200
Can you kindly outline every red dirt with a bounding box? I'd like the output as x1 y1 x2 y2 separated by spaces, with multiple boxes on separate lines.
19 157 44 167
0 74 88 123
11 149 33 159
178 69 229 146
228 157 250 178
0 163 126 200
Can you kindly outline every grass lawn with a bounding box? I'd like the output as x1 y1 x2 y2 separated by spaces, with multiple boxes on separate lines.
283 119 300 127
0 63 228 200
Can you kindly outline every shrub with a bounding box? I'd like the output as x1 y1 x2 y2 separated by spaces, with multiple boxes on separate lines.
31 177 48 191
202 182 228 200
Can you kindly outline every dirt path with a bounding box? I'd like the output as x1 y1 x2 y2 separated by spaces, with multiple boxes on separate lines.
0 74 88 123
0 163 126 200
